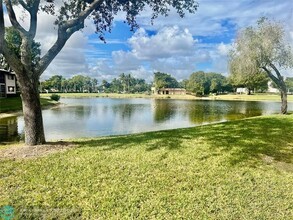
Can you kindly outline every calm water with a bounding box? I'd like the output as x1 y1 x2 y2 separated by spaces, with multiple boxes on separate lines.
1 98 292 142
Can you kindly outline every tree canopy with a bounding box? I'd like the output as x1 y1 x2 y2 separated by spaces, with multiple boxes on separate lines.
229 17 293 114
154 72 179 89
187 71 231 95
41 73 150 93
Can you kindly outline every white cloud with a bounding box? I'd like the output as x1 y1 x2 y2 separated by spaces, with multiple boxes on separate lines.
3 0 293 81
107 26 198 80
217 42 232 56
127 26 195 60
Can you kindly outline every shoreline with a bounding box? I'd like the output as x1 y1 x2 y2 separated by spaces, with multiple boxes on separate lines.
1 93 293 119
40 92 293 102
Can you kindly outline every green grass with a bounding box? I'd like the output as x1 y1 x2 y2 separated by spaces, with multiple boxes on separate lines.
213 93 293 102
0 114 293 219
40 92 293 102
0 97 57 113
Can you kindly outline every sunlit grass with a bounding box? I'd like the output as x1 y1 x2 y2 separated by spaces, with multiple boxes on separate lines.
214 93 293 102
40 92 293 102
0 114 292 219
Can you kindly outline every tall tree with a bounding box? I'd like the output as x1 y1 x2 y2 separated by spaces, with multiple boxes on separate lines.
187 71 209 95
0 0 198 145
154 72 179 89
229 17 293 114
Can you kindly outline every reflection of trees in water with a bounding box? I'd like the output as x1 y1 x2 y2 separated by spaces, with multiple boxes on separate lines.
153 99 176 123
0 116 19 142
74 105 92 119
186 101 264 125
112 104 144 121
225 101 263 121
187 101 226 125
50 105 93 120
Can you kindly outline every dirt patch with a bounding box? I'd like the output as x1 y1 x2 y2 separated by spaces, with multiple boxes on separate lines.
0 141 76 160
261 154 293 173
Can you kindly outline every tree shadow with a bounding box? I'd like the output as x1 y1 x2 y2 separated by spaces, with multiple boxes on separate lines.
187 116 293 165
73 116 293 165
73 130 186 152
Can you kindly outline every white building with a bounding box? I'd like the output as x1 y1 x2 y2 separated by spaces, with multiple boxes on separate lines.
0 69 17 98
267 81 279 93
236 87 249 94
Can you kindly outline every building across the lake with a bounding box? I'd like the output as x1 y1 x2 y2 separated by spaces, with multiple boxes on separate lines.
152 87 186 95
0 69 17 98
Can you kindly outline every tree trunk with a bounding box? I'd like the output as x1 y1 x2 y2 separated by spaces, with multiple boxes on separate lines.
18 75 46 145
262 65 287 114
280 89 287 114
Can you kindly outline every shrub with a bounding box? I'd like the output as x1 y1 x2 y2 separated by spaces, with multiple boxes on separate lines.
50 94 60 102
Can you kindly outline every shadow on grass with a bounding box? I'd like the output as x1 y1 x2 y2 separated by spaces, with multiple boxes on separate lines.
74 116 293 165
74 131 185 152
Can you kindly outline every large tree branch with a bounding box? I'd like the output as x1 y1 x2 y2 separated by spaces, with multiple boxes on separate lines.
37 0 103 76
18 0 29 11
36 23 83 76
269 63 283 80
14 0 40 38
262 66 281 87
0 0 4 53
27 0 40 38
4 0 27 35
61 0 103 30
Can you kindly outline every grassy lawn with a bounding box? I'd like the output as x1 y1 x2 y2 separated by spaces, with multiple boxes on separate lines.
40 92 293 102
213 93 293 102
0 114 292 219
0 96 57 113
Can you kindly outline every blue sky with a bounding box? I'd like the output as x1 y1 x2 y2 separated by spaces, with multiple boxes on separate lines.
4 0 293 82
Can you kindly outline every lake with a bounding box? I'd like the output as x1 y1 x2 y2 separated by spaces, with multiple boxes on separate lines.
1 98 292 142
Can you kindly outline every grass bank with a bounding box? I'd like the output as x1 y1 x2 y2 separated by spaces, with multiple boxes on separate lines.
0 114 292 219
0 97 57 114
40 92 293 102
212 93 293 102
40 92 197 100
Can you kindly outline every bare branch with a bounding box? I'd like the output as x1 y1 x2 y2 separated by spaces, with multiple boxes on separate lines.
0 0 4 53
4 0 28 35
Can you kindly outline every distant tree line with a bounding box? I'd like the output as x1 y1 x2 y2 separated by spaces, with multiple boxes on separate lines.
41 73 151 93
41 75 98 93
153 71 233 95
186 71 233 95
42 70 292 95
101 73 151 93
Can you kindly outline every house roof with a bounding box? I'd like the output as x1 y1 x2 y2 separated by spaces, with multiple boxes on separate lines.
0 69 15 75
158 88 186 91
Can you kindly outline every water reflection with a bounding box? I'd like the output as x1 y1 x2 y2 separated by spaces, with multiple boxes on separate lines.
0 116 19 142
0 98 291 142
112 104 145 121
153 99 176 123
225 101 263 120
